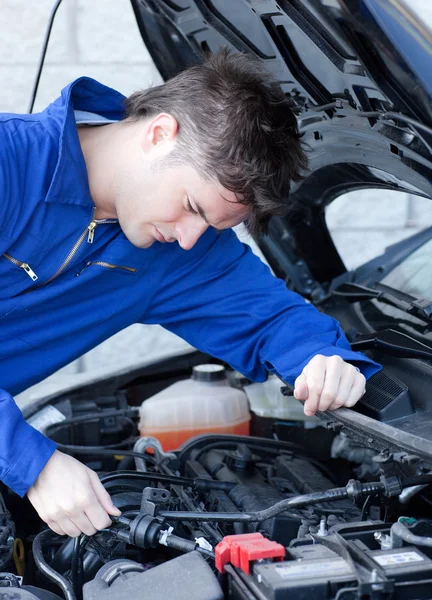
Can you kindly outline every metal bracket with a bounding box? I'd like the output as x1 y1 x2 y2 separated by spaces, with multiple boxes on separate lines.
140 487 171 516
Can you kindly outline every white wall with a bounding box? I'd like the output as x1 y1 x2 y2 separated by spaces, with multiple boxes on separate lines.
2 0 431 392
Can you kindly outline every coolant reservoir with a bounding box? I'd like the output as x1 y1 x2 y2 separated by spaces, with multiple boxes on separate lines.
138 364 250 450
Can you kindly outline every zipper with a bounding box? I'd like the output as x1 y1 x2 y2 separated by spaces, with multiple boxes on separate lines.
79 261 137 275
40 211 118 287
2 210 119 289
88 218 117 243
2 253 38 281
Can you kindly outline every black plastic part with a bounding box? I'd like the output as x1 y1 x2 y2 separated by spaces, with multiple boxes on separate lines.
128 514 164 549
83 552 223 600
246 521 432 600
354 370 415 421
0 587 62 600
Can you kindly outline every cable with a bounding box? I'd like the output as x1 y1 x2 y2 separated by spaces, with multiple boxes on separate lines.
70 535 88 600
189 440 319 464
334 587 358 600
158 479 387 523
45 409 138 434
28 0 65 113
391 519 432 548
305 101 432 137
177 435 308 464
99 469 235 492
402 474 432 487
56 445 157 461
356 111 432 136
33 529 76 600
160 532 215 559
360 495 371 521
46 409 139 455
159 486 350 522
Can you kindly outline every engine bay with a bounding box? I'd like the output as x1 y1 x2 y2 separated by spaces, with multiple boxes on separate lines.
4 361 432 600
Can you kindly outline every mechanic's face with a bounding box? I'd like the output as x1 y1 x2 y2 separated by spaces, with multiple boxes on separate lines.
115 114 249 250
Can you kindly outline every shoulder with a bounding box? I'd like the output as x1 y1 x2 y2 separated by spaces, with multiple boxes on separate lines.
0 117 59 232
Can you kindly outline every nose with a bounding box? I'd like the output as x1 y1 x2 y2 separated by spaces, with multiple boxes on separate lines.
175 219 209 250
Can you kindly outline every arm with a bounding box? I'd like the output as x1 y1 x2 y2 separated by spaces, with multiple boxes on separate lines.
145 228 380 389
0 389 120 536
0 388 57 497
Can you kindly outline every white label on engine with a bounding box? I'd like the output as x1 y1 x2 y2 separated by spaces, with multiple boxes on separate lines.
373 551 425 566
28 405 66 434
275 558 352 579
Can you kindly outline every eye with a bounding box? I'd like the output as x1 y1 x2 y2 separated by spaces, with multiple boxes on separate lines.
186 197 198 215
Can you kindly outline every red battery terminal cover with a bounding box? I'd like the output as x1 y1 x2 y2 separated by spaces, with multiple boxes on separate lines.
215 532 285 575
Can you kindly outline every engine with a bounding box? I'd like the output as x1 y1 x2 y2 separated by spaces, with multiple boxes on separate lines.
2 384 432 600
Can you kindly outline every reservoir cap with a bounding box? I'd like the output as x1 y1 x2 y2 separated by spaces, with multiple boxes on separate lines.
192 364 226 382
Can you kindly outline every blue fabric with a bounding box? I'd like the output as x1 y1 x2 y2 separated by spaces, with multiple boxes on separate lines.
0 77 381 497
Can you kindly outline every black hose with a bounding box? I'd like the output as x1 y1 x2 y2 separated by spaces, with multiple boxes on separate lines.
160 532 215 559
29 0 65 113
45 409 138 436
356 111 432 136
177 435 309 465
158 486 350 522
46 410 138 452
158 478 391 523
33 529 76 600
70 535 88 600
392 520 432 548
56 446 156 462
99 470 235 492
402 475 432 487
70 537 81 600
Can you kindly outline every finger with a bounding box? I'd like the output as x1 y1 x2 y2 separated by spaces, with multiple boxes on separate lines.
71 513 98 537
327 364 357 411
345 373 367 408
293 373 308 400
58 518 81 538
315 355 344 412
47 521 66 537
89 471 121 517
85 502 113 532
302 355 327 416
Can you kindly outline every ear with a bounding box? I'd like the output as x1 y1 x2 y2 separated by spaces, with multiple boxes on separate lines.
140 113 179 157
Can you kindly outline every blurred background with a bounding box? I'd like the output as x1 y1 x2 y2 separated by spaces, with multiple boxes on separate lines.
1 0 431 396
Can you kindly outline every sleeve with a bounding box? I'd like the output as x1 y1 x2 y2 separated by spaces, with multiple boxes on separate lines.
0 388 57 497
0 140 10 233
143 228 381 385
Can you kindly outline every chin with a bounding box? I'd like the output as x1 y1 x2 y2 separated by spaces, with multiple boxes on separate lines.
132 238 155 249
121 227 154 249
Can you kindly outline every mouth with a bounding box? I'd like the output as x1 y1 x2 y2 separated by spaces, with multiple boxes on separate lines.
153 226 176 244
153 226 167 243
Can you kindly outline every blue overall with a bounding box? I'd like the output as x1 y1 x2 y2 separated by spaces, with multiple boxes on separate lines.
0 77 380 496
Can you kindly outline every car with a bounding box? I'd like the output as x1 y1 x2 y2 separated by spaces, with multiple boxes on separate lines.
2 1 432 599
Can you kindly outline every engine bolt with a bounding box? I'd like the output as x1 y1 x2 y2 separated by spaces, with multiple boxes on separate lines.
374 531 392 550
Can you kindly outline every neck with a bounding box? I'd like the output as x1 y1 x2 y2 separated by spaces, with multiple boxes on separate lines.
78 123 122 220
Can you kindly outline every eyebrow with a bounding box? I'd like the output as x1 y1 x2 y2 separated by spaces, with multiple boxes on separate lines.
195 200 225 232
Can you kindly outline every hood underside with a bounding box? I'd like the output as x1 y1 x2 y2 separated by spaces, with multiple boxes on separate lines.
131 0 432 282
128 0 432 463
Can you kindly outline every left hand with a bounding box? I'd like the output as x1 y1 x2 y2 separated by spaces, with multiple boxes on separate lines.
293 355 366 416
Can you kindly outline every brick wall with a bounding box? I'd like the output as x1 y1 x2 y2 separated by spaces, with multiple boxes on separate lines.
2 0 431 393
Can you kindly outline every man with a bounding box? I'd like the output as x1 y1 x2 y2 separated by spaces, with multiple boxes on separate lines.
0 50 380 538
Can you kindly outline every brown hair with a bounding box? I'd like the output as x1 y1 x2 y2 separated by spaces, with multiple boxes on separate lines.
124 48 307 236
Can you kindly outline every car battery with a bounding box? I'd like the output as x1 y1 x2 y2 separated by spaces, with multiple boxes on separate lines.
248 538 432 599
251 545 357 600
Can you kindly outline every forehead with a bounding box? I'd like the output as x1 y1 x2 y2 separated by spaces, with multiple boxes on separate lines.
195 174 250 229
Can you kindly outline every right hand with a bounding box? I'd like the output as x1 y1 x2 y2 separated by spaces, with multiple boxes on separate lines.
27 449 121 537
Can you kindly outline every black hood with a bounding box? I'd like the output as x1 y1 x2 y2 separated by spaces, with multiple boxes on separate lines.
128 0 432 461
131 0 432 288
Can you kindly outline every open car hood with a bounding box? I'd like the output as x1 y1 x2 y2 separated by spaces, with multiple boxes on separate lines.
128 0 432 461
131 0 432 288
